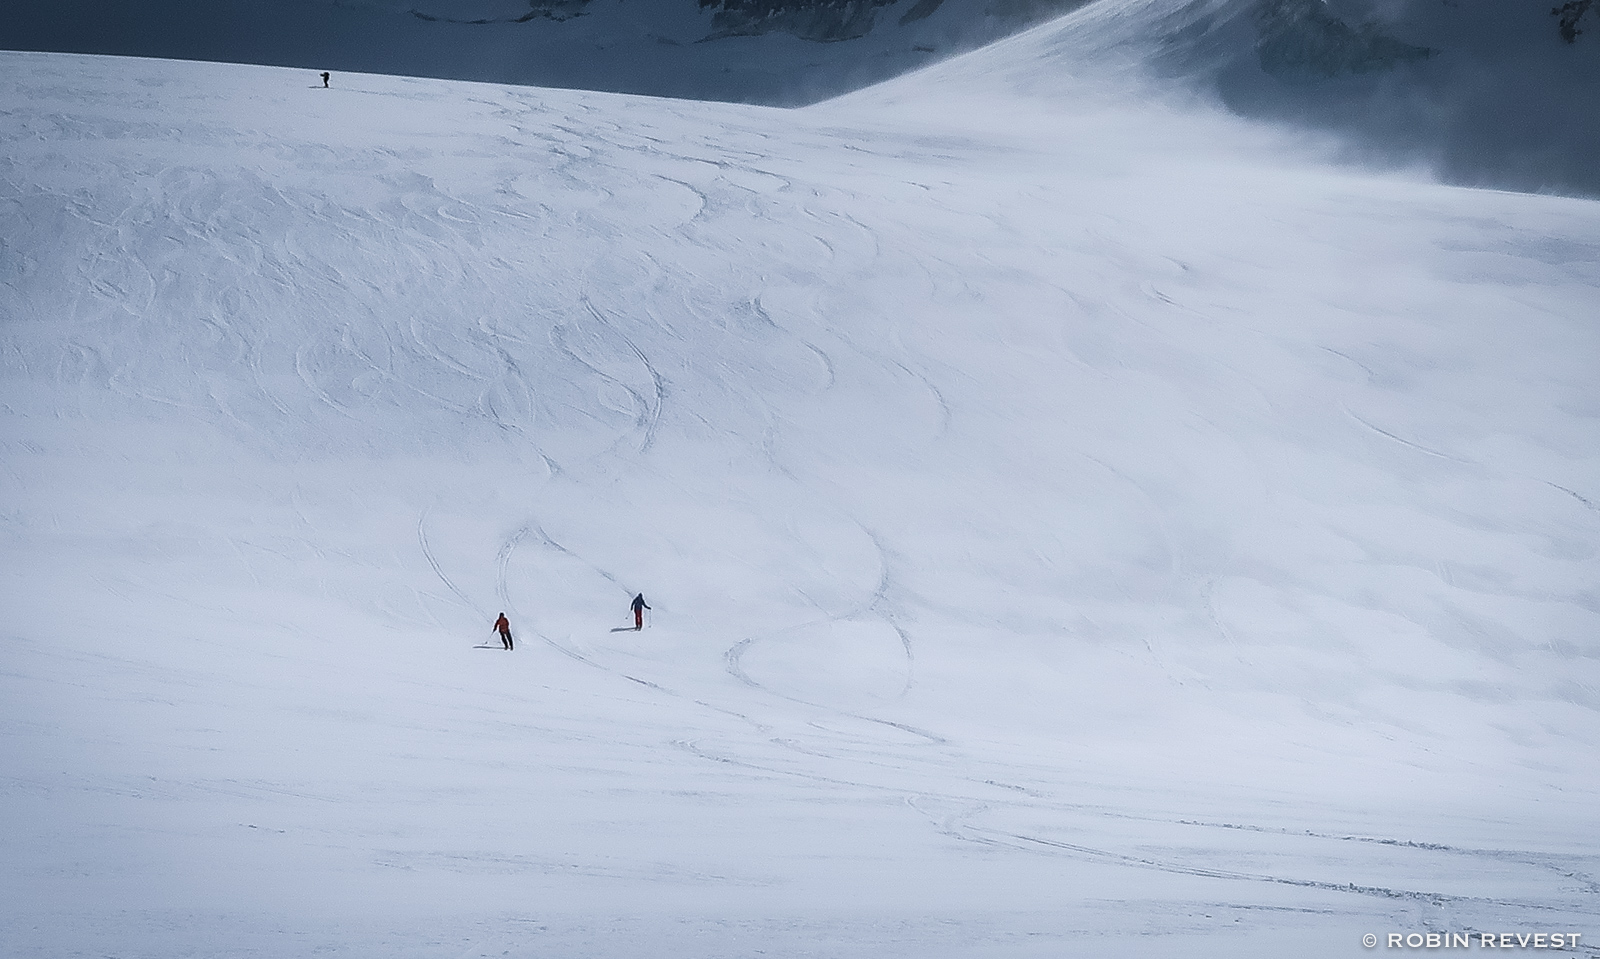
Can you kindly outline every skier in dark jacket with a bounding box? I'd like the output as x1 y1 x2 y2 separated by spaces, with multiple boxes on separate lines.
321 71 330 88
494 612 513 650
631 594 650 631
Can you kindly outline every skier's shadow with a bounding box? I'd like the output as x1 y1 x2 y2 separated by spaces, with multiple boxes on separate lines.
608 627 637 633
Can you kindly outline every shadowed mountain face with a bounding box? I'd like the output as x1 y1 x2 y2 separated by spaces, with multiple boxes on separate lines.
1252 0 1432 82
700 0 904 41
1225 0 1600 196
410 0 597 24
0 0 1094 105
3 0 1596 195
981 0 1599 197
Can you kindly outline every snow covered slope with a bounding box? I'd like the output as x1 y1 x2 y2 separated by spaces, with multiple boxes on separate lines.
3 30 1599 959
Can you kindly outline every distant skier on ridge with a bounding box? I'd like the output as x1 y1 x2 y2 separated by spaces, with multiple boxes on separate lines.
631 594 650 631
493 612 513 650
321 71 330 88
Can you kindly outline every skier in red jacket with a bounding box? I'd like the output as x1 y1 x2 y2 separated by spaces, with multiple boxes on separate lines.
493 612 513 650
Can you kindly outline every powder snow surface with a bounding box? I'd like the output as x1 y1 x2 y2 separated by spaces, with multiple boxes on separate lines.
1 20 1598 959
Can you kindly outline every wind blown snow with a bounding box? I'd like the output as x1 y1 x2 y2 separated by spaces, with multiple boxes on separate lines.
2 30 1598 959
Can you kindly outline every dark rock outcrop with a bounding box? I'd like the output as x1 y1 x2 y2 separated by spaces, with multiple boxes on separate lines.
1254 0 1431 82
698 0 901 42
